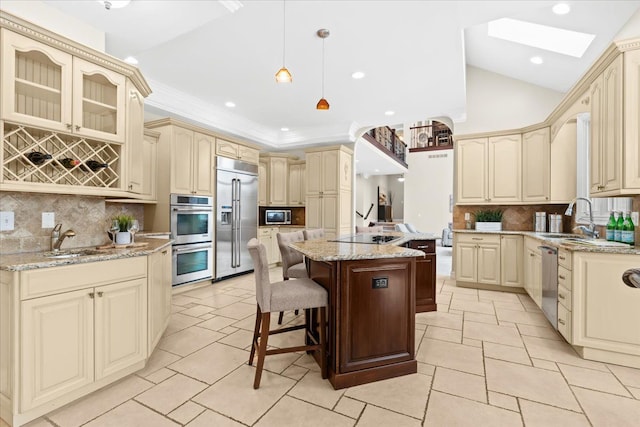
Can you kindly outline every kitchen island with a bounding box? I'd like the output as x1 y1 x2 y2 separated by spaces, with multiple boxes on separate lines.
289 232 436 389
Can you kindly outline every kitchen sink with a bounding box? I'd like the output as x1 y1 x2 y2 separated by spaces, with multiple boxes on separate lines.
536 233 583 239
560 238 630 248
43 249 105 259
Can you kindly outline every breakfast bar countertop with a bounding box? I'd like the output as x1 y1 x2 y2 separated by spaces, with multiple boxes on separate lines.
290 232 437 262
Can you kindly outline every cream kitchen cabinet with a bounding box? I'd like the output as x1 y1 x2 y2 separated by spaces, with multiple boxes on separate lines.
456 135 521 204
146 119 215 198
572 252 640 367
523 237 542 307
557 251 573 343
589 50 640 196
216 138 259 164
147 247 171 354
1 30 127 143
288 160 306 206
258 227 279 265
500 235 524 288
305 145 352 238
167 127 214 196
258 160 268 205
17 258 147 413
522 128 550 202
454 233 501 285
259 154 289 206
125 83 157 200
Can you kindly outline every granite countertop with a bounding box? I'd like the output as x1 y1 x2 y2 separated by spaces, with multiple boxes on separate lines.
289 232 436 262
1 237 173 271
453 229 640 255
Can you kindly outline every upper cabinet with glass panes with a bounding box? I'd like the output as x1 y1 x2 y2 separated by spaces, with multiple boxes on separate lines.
1 29 127 143
0 15 150 145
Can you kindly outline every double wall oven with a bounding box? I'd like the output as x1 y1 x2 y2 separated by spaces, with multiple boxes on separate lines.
170 194 213 286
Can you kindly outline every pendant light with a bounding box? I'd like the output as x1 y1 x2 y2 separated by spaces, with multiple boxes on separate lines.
275 1 292 83
316 28 330 110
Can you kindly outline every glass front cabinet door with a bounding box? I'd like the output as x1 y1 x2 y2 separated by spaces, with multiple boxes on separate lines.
1 29 127 143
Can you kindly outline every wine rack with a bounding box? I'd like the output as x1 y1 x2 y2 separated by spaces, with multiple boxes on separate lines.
2 122 121 188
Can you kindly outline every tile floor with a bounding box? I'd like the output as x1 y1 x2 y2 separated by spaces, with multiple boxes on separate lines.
5 262 640 427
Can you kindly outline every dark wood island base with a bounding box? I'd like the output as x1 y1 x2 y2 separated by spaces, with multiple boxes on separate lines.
308 257 418 389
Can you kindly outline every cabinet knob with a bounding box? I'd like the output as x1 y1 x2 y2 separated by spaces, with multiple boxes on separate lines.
97 291 104 297
66 123 72 130
75 125 81 131
559 256 566 261
162 250 168 255
128 184 133 190
558 293 565 299
530 253 534 257
558 319 566 325
88 292 95 299
559 274 566 280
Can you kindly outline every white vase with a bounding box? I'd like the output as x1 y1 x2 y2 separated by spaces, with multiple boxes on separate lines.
115 231 131 245
475 222 502 232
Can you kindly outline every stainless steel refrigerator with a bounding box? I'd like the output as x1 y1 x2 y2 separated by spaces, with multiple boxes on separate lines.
215 157 258 280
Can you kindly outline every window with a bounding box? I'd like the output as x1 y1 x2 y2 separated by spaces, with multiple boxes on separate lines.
575 113 631 225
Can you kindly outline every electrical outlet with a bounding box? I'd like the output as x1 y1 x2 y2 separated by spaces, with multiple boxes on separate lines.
0 211 15 231
42 212 55 228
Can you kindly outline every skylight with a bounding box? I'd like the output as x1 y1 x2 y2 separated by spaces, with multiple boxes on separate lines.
487 18 595 58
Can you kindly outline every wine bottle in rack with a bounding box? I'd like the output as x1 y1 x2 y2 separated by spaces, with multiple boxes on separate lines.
81 160 109 172
25 151 53 165
59 158 80 169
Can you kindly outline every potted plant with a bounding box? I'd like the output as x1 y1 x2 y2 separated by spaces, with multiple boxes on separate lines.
474 209 503 231
113 214 134 245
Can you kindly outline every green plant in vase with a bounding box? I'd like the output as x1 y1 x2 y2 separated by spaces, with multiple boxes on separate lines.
473 209 503 231
112 214 134 244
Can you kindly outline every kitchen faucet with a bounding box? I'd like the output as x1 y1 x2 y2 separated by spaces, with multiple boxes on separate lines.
564 197 599 239
51 224 76 251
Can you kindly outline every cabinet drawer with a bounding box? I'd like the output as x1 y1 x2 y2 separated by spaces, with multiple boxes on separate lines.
558 249 572 270
456 233 500 244
558 284 572 311
557 303 572 343
558 266 572 291
408 240 435 254
20 257 147 300
258 228 272 237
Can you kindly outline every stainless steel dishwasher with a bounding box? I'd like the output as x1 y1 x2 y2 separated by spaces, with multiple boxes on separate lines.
539 245 558 329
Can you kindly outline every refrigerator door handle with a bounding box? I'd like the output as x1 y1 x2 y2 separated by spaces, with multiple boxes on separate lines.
231 178 237 268
236 180 242 267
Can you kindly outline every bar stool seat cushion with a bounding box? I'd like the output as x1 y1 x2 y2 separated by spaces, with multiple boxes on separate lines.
287 262 308 279
268 278 328 313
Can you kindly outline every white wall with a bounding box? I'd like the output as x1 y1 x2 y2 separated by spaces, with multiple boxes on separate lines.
404 150 454 234
454 66 565 136
355 174 404 227
2 1 105 51
615 8 640 40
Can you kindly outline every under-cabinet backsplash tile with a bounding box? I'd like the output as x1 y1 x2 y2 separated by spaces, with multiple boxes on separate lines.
0 192 143 254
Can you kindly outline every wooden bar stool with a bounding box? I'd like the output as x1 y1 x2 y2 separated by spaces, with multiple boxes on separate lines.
276 230 308 324
247 238 327 389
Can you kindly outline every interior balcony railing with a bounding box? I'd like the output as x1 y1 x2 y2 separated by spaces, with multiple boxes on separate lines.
362 126 407 167
408 122 453 152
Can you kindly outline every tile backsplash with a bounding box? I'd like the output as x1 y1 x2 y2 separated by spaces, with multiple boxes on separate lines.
0 192 144 254
453 204 572 232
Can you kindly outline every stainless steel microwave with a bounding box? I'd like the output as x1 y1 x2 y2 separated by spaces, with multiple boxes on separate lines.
265 209 291 225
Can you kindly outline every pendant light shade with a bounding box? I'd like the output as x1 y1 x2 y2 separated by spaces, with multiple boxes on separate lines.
316 28 330 110
316 98 330 110
276 1 292 83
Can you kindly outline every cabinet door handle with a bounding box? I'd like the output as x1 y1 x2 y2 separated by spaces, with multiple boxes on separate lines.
97 291 104 297
559 274 566 280
558 319 566 325
559 256 566 261
162 250 168 255
66 123 72 130
75 125 81 131
88 292 95 299
530 253 534 257
417 245 430 249
558 293 565 299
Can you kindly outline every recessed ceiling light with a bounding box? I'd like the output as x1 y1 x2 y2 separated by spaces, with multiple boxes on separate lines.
397 176 405 182
374 169 380 172
123 56 138 65
552 3 571 15
384 111 395 116
530 56 544 65
351 71 365 79
225 101 236 108
280 127 289 131
488 18 594 58
96 0 131 10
